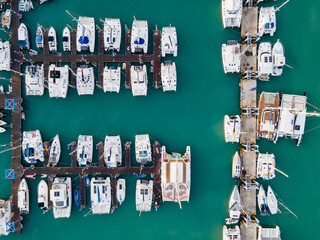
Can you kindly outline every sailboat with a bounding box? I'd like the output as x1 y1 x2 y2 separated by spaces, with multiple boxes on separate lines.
258 7 276 37
258 42 273 81
50 177 72 218
25 64 45 96
224 115 241 143
116 179 126 205
257 185 269 216
104 135 122 168
222 40 240 73
62 27 71 52
48 134 61 166
161 26 178 57
272 39 285 76
225 185 241 224
18 23 30 50
232 151 241 179
103 66 121 93
22 130 44 164
1 10 11 29
103 18 121 52
135 134 152 164
76 66 95 95
48 64 69 98
77 135 93 166
161 61 177 92
76 16 95 52
18 178 29 214
90 177 111 214
223 225 241 240
0 40 10 71
48 27 57 52
131 65 148 96
131 18 148 53
256 153 275 180
38 180 48 210
267 186 278 215
35 26 44 49
136 180 153 213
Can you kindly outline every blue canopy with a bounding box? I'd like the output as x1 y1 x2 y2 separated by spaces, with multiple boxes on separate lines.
134 37 145 45
36 36 42 43
78 36 89 44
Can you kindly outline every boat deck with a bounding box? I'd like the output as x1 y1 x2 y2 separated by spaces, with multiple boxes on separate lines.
241 7 258 39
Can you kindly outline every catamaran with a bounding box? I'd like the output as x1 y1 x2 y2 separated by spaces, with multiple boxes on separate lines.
116 179 126 205
222 40 240 73
161 146 191 206
257 185 269 216
77 16 95 52
1 10 11 29
221 0 242 28
19 0 34 12
161 26 177 57
35 25 44 49
77 135 93 166
224 115 241 143
25 64 44 96
48 134 61 166
90 177 112 214
38 180 48 210
136 180 153 213
104 135 122 168
103 66 121 93
267 186 278 215
0 200 12 236
131 18 148 53
272 39 285 76
22 130 44 164
18 178 29 214
257 153 275 180
135 134 152 164
48 27 57 52
226 185 241 224
18 23 30 50
258 42 273 81
258 7 276 37
0 40 10 71
258 226 281 240
48 64 69 98
62 27 71 52
232 151 241 179
104 18 121 52
76 66 95 95
161 61 177 92
223 225 241 240
50 177 72 218
131 65 148 96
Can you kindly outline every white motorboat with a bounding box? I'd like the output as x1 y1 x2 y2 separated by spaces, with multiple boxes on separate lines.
77 16 95 52
258 42 273 81
48 64 69 98
272 39 285 76
232 151 241 179
116 179 126 205
222 40 241 73
131 65 148 96
0 120 6 126
223 225 241 240
161 146 191 205
35 26 44 49
50 177 72 218
90 177 111 214
257 185 269 216
0 200 12 236
135 134 152 164
103 66 121 93
19 0 34 12
22 130 44 164
0 40 10 71
18 23 30 50
136 180 153 213
222 0 242 28
76 66 95 95
161 26 177 57
0 127 5 133
104 135 122 168
161 61 177 92
62 27 71 52
18 178 29 214
226 185 241 224
25 64 45 96
267 186 278 215
48 27 57 52
1 10 11 29
257 153 275 180
38 180 48 210
77 135 93 166
224 115 241 143
131 18 148 53
104 18 121 52
258 7 276 37
49 134 61 166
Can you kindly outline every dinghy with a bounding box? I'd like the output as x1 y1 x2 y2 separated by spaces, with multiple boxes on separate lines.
1 10 11 29
38 180 48 210
49 134 61 166
267 186 278 215
116 179 126 205
18 178 29 214
232 151 241 178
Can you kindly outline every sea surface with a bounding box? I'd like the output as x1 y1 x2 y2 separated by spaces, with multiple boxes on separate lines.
0 0 320 239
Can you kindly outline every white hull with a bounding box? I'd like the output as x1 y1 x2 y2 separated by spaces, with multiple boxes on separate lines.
222 40 240 73
77 66 95 95
48 64 69 98
232 151 241 178
116 179 126 205
38 180 48 210
272 39 285 76
131 65 148 96
18 23 29 50
90 177 111 214
0 127 5 133
18 178 29 214
104 18 121 52
1 10 11 29
0 40 10 71
0 120 6 126
25 64 45 96
48 27 57 52
161 26 177 57
22 130 44 164
77 16 95 52
224 115 241 143
222 0 242 28
259 7 276 37
49 134 61 166
257 185 268 216
136 180 153 213
135 134 152 163
50 177 72 218
267 186 278 215
77 135 93 166
226 185 241 224
35 26 44 49
0 200 12 236
62 27 71 52
103 66 121 93
257 153 275 180
161 61 177 92
104 135 122 168
131 19 148 53
258 42 273 81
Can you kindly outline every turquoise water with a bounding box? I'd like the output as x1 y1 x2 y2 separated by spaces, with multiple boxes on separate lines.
0 0 320 239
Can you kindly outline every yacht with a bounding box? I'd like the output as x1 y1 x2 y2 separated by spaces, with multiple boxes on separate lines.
0 40 10 71
161 146 191 205
222 0 242 28
1 10 11 29
104 135 122 168
226 185 241 224
103 66 121 93
38 180 48 210
258 7 276 37
224 115 241 143
223 225 241 240
104 18 121 52
50 177 72 218
62 27 71 52
25 64 44 96
258 226 281 240
22 130 44 164
136 180 153 213
116 179 126 205
90 177 111 214
48 27 57 52
0 200 12 236
48 64 69 98
0 120 6 126
77 16 95 52
222 40 240 73
35 26 44 49
161 61 177 92
257 153 275 180
19 0 34 12
272 39 285 76
161 26 178 57
131 65 148 96
232 151 241 179
48 134 61 166
257 185 269 216
135 134 152 164
76 66 95 95
18 178 29 214
258 42 273 81
18 23 30 50
0 127 5 133
267 186 277 215
77 135 93 166
131 19 148 53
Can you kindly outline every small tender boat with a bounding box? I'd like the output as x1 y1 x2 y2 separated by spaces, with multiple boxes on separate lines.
74 188 81 207
77 16 95 52
257 185 269 216
0 199 12 236
62 27 71 52
1 10 11 29
35 26 44 49
116 179 126 205
0 127 6 133
226 185 241 224
272 39 285 76
131 18 148 53
90 177 111 214
104 135 122 168
223 225 241 240
25 64 45 96
49 134 61 166
19 0 34 12
161 26 178 57
38 180 48 210
161 61 177 92
131 65 148 96
77 135 93 166
18 178 29 214
25 174 35 179
224 115 241 143
0 40 10 71
18 23 30 50
104 18 121 52
76 66 95 95
135 134 152 164
48 64 69 98
257 153 275 180
267 186 278 215
232 151 241 179
136 180 153 213
50 177 72 218
258 7 276 37
0 120 6 126
222 0 242 28
103 66 121 93
258 42 273 81
22 130 44 164
48 27 57 52
222 40 241 73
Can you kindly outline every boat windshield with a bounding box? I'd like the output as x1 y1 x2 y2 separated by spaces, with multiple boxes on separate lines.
62 37 69 42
